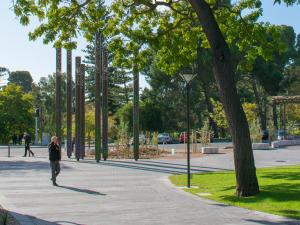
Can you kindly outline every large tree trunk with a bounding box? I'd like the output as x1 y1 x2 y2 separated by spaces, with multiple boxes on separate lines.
188 0 259 196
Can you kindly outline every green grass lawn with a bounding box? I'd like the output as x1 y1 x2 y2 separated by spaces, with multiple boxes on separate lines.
169 165 300 219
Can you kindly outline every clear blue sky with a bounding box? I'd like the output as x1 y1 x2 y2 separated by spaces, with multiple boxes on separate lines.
0 0 299 86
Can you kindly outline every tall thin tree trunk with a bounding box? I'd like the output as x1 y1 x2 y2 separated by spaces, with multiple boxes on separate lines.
133 63 140 161
55 48 62 145
66 50 72 158
75 57 81 161
102 50 109 160
188 0 259 196
95 32 102 162
80 64 86 159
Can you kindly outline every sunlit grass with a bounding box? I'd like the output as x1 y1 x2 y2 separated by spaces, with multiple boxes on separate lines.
170 165 300 219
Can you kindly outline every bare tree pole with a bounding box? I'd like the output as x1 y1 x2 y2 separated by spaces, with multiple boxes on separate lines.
95 32 102 162
80 63 86 159
133 63 139 161
55 48 62 145
66 50 73 158
102 50 108 160
75 57 81 161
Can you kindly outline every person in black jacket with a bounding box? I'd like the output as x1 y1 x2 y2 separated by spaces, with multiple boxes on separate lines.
49 136 61 186
23 132 34 157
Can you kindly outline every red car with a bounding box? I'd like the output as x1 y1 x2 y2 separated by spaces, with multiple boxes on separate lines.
179 132 187 143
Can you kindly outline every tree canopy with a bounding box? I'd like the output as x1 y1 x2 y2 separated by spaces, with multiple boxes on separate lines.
0 84 34 143
8 71 33 92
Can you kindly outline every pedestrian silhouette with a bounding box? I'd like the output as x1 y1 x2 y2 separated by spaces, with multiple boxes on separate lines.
49 136 61 186
23 132 35 157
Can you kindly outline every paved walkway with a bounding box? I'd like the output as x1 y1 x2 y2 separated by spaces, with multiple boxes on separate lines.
1 146 300 225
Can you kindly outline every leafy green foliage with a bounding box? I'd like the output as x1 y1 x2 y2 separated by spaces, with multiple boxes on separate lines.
83 42 133 113
0 84 34 143
33 73 68 136
252 26 297 95
8 71 33 92
13 0 108 48
274 0 300 5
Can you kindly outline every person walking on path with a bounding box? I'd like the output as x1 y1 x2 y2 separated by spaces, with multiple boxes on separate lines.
23 132 34 157
49 136 61 186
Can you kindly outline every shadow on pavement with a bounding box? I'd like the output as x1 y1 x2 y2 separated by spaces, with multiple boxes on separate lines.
245 219 299 225
58 185 106 196
0 160 71 171
10 211 85 225
64 157 228 174
68 159 227 174
138 160 231 171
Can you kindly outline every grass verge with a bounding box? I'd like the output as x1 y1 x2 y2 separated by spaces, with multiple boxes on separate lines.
169 165 300 219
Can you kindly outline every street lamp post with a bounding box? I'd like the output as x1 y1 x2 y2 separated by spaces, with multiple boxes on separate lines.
180 68 196 188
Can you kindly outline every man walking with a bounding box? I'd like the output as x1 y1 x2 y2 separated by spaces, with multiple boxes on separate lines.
23 132 34 157
49 136 61 186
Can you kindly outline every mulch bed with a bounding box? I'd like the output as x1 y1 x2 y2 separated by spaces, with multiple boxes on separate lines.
0 206 20 225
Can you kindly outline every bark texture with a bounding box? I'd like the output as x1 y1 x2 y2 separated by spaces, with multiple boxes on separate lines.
188 0 259 196
55 48 62 145
95 32 102 162
66 50 72 158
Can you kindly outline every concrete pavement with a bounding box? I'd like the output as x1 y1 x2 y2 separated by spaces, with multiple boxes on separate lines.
0 146 300 225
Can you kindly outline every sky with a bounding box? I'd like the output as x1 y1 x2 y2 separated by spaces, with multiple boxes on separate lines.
0 0 300 87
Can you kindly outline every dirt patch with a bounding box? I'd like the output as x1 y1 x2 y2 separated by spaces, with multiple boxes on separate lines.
84 146 232 160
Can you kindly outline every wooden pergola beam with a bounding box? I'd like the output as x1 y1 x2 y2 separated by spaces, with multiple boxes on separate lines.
272 96 300 104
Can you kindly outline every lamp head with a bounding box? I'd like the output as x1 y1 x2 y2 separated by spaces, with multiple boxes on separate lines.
179 66 196 83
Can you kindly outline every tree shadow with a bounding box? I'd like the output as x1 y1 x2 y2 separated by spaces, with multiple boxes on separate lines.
260 170 300 181
9 211 85 225
66 160 232 175
95 160 225 174
217 182 300 219
117 159 232 171
0 160 71 171
58 185 106 196
244 219 299 225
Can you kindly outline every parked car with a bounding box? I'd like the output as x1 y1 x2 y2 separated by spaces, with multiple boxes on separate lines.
179 132 187 143
158 133 172 144
130 134 147 145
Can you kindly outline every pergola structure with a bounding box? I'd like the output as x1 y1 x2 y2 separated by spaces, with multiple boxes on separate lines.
271 95 300 138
